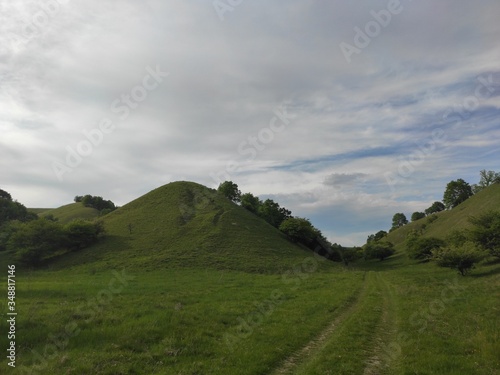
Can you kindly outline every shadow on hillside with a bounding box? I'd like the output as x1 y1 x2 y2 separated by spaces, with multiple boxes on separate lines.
470 264 500 278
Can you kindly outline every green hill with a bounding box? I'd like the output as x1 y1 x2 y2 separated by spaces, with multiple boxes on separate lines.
386 183 500 249
38 202 100 224
52 181 316 273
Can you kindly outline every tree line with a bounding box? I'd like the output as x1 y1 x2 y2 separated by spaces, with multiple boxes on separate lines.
0 189 109 267
390 169 500 232
367 169 500 275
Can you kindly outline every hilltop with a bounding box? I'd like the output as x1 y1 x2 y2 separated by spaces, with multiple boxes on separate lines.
51 181 319 273
36 203 101 224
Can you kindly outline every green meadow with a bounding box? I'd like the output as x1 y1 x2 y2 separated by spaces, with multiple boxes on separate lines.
0 181 499 374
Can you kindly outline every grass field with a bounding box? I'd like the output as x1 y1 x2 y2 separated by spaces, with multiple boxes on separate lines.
1 182 499 374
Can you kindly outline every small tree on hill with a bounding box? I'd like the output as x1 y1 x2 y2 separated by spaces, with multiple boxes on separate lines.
433 242 487 276
240 192 261 214
217 181 241 203
472 170 500 194
443 179 473 209
279 217 317 245
391 213 408 231
411 212 426 222
367 230 387 243
425 201 445 215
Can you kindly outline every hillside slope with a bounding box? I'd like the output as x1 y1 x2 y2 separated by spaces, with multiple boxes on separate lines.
52 181 316 273
39 202 100 223
386 183 500 249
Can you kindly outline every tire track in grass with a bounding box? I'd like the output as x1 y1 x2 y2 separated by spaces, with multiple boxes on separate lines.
363 272 397 375
271 272 370 375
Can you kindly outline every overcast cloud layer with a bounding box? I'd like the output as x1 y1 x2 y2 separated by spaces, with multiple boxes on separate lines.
1 0 499 246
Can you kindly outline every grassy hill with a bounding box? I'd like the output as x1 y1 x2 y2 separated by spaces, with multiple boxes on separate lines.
1 181 498 374
51 181 316 274
38 202 100 224
386 183 500 250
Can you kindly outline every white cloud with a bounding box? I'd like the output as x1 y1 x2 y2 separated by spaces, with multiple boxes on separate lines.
1 0 500 245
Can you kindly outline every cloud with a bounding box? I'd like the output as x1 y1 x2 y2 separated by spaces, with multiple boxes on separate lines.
324 173 368 187
2 0 500 245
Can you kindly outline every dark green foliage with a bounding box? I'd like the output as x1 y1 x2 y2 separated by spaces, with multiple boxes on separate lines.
367 230 387 243
240 192 261 214
0 189 12 201
433 242 487 276
217 181 241 203
80 195 116 212
258 199 292 228
338 246 362 266
64 220 105 251
425 201 445 215
6 217 106 266
0 196 37 226
443 179 473 209
8 218 67 266
411 212 426 221
391 213 408 231
279 217 317 245
406 234 446 260
469 211 500 258
364 241 395 261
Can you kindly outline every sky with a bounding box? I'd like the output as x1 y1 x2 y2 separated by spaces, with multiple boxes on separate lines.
1 0 499 246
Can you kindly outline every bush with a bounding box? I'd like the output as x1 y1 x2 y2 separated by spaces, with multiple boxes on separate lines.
469 211 500 258
64 220 105 251
8 219 67 266
279 217 317 245
406 235 446 261
364 241 395 261
432 242 487 276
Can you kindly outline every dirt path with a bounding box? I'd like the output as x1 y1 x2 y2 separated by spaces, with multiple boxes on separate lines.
363 272 397 375
271 271 397 375
271 272 370 375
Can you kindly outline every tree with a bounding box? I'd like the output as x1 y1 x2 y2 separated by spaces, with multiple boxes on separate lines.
411 212 426 222
364 241 395 261
406 234 446 260
279 217 317 245
433 242 487 276
0 189 12 201
258 199 291 228
217 181 241 203
472 170 500 193
391 213 408 230
64 220 105 251
0 197 36 226
469 211 500 258
240 192 261 214
338 246 362 266
367 230 387 243
443 179 473 209
425 201 445 215
8 218 66 266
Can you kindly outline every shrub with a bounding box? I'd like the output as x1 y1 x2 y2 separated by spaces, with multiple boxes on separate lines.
64 220 105 251
432 242 487 276
468 211 500 258
407 236 446 261
364 241 395 261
